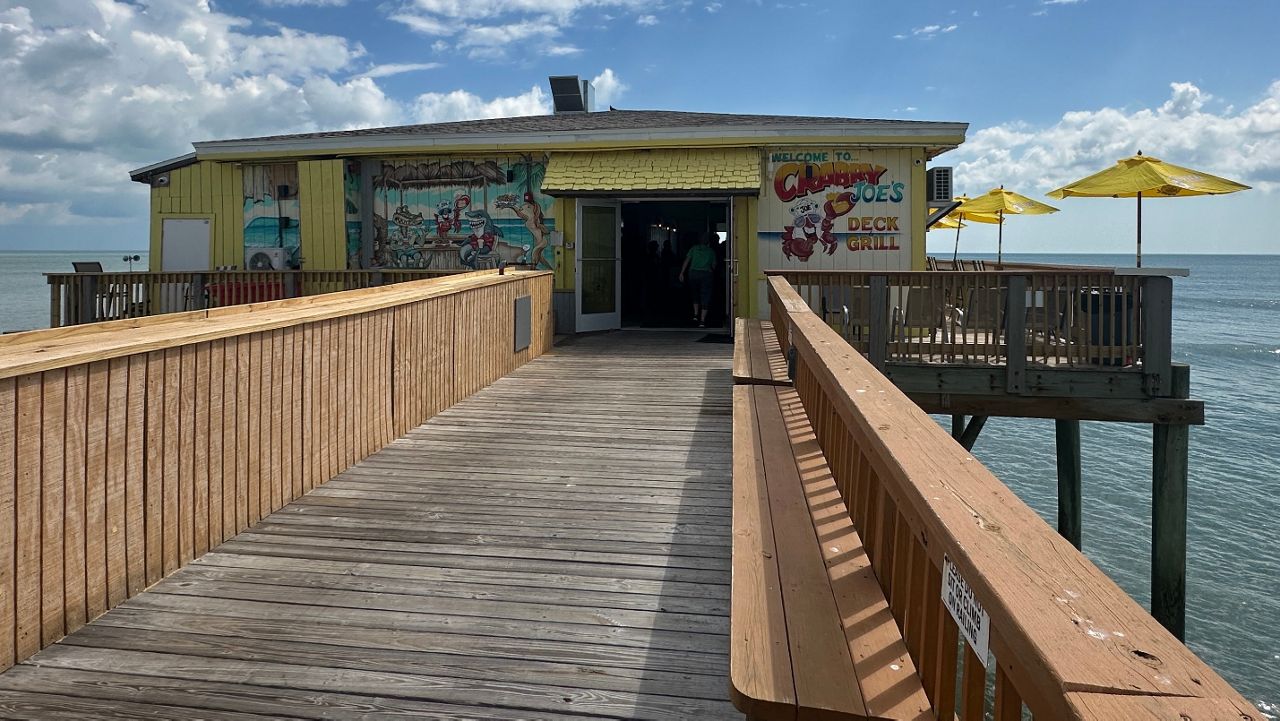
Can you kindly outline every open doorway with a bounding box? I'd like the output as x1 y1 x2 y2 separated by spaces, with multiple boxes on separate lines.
620 200 729 329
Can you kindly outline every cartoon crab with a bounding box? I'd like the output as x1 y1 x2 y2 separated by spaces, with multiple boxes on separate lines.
781 198 823 261
780 191 857 261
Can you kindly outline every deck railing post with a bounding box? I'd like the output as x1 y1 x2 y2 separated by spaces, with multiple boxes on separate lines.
192 273 207 310
1004 275 1027 393
868 275 888 371
76 275 98 324
49 278 62 328
1141 275 1173 397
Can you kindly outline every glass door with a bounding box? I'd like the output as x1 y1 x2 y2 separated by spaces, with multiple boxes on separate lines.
576 199 621 332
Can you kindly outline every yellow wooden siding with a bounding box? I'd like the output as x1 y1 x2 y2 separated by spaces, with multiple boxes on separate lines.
910 148 926 271
733 195 758 318
552 197 575 291
297 159 346 270
148 161 244 271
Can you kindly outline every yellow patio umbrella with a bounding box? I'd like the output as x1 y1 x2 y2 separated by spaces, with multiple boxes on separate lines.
930 215 965 230
941 195 1004 264
956 187 1059 266
1046 151 1250 267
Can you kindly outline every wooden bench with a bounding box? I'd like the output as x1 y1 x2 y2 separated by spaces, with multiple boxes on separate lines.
731 383 932 721
733 318 791 386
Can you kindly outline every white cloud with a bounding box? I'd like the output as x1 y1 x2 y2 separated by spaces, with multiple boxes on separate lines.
259 0 348 6
949 80 1280 197
412 85 550 123
392 0 652 58
705 2 722 12
591 68 627 108
356 62 443 79
0 0 630 232
1043 0 1085 5
637 14 658 25
546 44 583 55
909 23 958 39
404 0 647 22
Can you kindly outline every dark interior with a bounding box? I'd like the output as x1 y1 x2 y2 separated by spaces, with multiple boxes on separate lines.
620 201 729 328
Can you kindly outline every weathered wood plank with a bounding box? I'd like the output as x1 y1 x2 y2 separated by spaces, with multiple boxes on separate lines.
0 330 735 717
728 385 795 720
0 378 16 669
103 358 127 610
61 366 87 634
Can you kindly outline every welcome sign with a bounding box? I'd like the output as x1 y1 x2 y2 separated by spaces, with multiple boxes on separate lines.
758 148 914 271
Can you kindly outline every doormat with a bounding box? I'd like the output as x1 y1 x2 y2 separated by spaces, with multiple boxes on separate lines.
697 333 734 344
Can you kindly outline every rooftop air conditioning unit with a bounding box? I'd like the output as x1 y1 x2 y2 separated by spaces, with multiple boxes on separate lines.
246 247 288 271
926 167 953 205
549 75 593 114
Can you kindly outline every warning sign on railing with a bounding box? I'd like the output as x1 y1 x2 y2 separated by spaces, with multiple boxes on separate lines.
942 554 991 667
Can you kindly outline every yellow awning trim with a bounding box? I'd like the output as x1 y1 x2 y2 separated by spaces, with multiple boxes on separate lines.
541 148 761 194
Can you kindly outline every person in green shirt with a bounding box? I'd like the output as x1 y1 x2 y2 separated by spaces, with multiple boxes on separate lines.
679 233 718 327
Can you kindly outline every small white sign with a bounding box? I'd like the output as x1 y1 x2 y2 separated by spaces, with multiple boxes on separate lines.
942 555 991 668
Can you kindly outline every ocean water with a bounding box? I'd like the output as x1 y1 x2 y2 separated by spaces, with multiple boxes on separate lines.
0 251 149 333
0 250 1275 711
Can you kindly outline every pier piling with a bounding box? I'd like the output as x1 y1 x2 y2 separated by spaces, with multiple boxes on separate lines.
1056 419 1083 549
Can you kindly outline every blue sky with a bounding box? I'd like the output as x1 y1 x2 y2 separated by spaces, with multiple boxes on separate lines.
0 0 1277 255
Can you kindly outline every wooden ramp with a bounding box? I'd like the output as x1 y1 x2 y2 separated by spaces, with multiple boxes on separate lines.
0 331 737 720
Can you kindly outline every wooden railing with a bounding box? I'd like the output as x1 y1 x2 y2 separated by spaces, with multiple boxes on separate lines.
45 269 476 327
770 268 1175 396
766 275 1260 720
0 270 553 672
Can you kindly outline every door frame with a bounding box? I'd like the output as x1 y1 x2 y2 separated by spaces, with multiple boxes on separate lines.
575 198 622 332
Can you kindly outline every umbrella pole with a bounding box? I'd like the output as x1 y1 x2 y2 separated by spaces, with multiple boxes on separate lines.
1137 191 1143 268
997 210 1004 267
953 213 963 265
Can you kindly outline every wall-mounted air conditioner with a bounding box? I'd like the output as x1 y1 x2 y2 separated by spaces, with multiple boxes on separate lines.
246 247 288 270
926 167 953 204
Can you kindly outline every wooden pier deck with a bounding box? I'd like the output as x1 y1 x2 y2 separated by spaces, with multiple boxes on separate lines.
0 331 737 720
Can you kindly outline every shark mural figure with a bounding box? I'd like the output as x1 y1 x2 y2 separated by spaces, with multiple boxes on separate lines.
457 208 503 268
495 192 550 268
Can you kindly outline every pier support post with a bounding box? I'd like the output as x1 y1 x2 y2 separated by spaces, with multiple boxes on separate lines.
951 414 965 441
1152 365 1191 640
1055 419 1082 549
958 415 987 451
1152 422 1188 640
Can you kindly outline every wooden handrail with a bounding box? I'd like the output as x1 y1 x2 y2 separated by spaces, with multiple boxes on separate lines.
44 268 476 327
766 275 1260 719
4 271 545 378
0 271 554 672
767 268 1171 389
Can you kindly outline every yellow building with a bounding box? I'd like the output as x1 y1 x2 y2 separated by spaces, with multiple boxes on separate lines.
130 77 966 331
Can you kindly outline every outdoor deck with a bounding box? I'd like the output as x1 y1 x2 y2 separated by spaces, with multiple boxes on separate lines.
0 331 737 719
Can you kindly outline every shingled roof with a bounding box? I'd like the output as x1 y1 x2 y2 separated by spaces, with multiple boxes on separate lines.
206 109 955 145
130 108 966 181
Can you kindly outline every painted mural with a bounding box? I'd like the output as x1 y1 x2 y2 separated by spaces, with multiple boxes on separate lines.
758 148 913 272
344 162 362 269
371 155 555 270
242 163 301 268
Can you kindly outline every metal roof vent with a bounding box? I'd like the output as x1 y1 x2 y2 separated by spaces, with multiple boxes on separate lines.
549 76 594 114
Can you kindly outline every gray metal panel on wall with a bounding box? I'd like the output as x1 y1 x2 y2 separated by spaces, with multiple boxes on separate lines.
553 290 575 334
514 295 532 351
